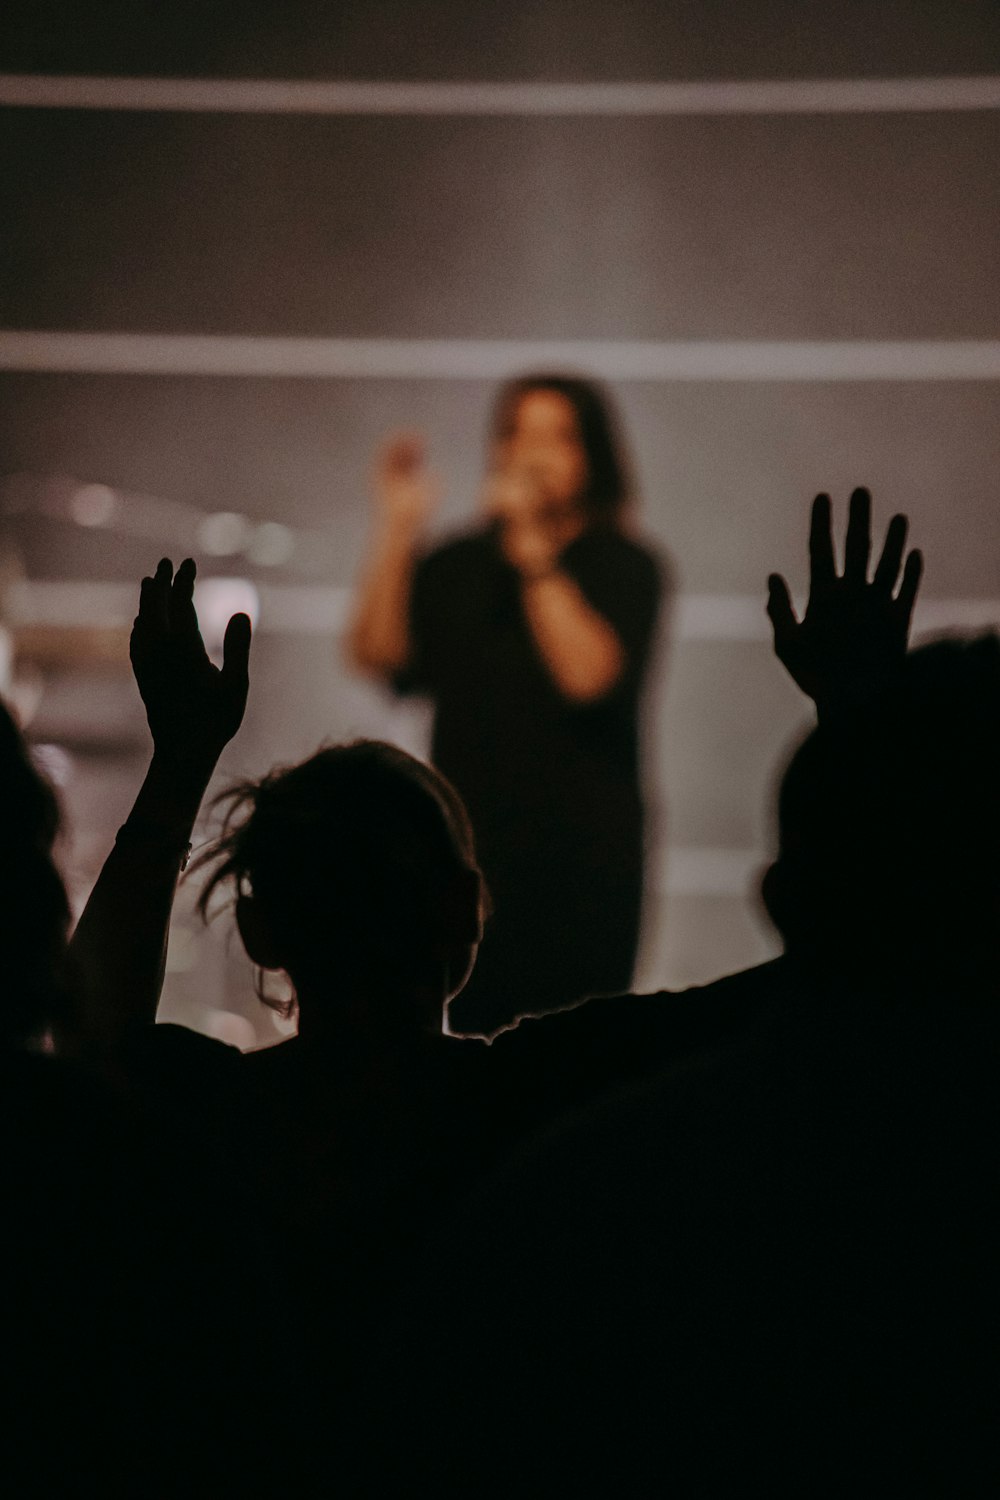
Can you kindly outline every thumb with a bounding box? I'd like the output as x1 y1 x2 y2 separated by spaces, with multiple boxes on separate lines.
221 612 252 689
766 574 797 648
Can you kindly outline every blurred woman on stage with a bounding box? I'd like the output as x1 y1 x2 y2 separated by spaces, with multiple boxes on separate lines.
348 374 665 1035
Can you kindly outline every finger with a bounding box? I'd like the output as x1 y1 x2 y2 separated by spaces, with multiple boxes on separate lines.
872 513 908 593
843 487 872 585
168 557 200 636
894 548 923 635
766 574 798 647
135 573 155 620
221 612 252 688
148 559 172 632
808 494 836 595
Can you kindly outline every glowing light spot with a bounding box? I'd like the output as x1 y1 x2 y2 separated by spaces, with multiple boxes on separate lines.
193 577 260 658
197 511 251 556
30 742 74 786
70 484 118 527
247 521 295 566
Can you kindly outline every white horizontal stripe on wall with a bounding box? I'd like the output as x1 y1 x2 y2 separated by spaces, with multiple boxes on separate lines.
9 582 998 641
4 333 1000 381
2 74 999 116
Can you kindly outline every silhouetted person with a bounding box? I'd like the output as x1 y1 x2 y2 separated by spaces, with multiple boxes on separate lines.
72 512 935 1489
401 490 1000 1494
71 553 742 1489
0 565 278 1494
0 690 268 1492
348 375 666 1035
0 693 142 1489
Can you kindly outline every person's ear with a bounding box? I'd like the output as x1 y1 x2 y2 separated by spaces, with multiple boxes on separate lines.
235 892 284 969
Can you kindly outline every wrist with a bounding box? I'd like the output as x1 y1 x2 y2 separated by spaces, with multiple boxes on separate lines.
519 559 562 584
115 818 194 870
378 513 423 550
148 745 220 785
137 750 218 829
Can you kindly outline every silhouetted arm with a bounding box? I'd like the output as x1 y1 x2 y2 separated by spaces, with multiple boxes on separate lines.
767 487 922 722
66 558 250 1049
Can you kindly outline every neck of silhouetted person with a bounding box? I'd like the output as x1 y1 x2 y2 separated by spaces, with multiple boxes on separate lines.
291 962 446 1058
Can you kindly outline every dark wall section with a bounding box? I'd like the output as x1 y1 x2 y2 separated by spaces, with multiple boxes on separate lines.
4 0 1000 81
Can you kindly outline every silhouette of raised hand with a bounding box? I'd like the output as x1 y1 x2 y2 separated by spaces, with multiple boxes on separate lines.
767 488 922 719
130 557 251 767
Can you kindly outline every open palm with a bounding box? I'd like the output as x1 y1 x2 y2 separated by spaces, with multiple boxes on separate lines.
767 488 923 719
130 557 251 766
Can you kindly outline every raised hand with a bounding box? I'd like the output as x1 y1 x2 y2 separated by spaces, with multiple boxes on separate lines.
374 431 439 534
130 557 251 768
767 488 923 718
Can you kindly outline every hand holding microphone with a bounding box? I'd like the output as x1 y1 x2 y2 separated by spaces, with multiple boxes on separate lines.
486 465 564 578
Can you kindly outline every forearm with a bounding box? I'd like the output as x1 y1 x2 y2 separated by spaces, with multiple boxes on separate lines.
346 523 419 677
521 570 625 702
66 752 216 1050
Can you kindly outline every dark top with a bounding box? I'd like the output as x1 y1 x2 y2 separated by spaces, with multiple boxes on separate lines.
112 965 768 1486
400 523 662 867
399 523 664 1028
2 1049 269 1491
410 962 1000 1493
117 961 775 1255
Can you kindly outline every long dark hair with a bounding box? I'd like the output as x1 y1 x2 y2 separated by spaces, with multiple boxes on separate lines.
490 373 634 524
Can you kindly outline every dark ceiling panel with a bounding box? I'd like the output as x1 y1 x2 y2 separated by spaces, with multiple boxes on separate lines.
4 1 1000 81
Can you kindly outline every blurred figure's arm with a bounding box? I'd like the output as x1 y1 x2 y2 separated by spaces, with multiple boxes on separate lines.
520 568 627 703
345 432 437 679
492 473 651 704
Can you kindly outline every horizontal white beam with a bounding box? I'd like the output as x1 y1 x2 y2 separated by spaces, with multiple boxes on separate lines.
9 581 997 642
2 74 999 116
4 332 1000 381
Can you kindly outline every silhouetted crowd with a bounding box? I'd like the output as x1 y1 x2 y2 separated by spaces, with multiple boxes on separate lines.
5 487 999 1494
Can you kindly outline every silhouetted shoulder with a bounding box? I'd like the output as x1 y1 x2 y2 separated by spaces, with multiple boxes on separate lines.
114 1021 244 1130
485 958 785 1124
669 955 792 1014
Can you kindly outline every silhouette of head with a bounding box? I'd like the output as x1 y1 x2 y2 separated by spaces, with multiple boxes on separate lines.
763 635 1000 990
198 741 485 1030
490 374 633 523
0 699 71 1045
